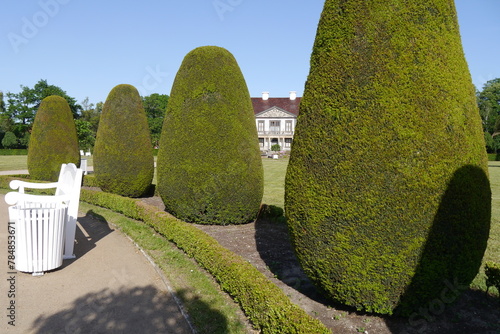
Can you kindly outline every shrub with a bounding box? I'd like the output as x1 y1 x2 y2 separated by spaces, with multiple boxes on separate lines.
285 0 490 315
258 204 285 224
485 262 500 295
2 132 18 149
93 84 154 197
157 46 263 225
484 132 495 153
271 144 281 152
28 95 80 181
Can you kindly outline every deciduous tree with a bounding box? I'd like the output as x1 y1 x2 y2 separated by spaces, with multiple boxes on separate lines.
142 93 168 147
478 78 500 134
3 80 82 148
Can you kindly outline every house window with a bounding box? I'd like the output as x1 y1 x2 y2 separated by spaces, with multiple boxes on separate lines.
285 120 292 132
258 138 264 147
285 138 292 148
258 120 264 132
270 121 280 132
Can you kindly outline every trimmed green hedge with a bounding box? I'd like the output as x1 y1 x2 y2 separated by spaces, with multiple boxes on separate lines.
28 95 80 181
157 46 263 225
82 174 99 187
0 149 28 155
93 84 154 197
485 262 500 295
77 188 328 333
286 0 490 315
0 175 26 189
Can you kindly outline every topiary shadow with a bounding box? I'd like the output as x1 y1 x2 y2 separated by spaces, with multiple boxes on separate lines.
254 205 334 305
393 164 491 320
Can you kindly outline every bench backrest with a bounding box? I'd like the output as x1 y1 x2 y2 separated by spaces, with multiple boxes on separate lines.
55 163 83 218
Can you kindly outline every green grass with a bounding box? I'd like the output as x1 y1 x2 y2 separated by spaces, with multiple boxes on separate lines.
0 155 93 171
261 157 288 208
472 161 500 294
0 155 28 171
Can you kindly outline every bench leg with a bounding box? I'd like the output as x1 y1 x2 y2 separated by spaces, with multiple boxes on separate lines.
63 216 77 259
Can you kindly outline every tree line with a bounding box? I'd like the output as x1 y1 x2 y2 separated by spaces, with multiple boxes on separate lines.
0 79 168 150
479 78 500 152
1 77 500 152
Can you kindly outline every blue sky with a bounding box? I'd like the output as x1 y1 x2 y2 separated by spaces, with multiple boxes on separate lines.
1 0 499 106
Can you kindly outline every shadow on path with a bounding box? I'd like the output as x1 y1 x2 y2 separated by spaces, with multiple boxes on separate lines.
30 285 196 333
60 210 114 269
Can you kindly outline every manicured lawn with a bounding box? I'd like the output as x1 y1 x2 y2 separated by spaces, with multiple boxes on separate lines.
0 156 94 172
261 157 288 209
0 155 27 171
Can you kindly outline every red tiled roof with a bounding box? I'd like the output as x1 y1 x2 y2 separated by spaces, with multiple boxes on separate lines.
251 97 301 116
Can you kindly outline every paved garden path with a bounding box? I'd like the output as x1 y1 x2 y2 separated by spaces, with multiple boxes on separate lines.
0 193 193 333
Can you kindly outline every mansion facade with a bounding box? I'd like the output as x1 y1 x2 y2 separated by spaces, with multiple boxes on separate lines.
252 91 300 152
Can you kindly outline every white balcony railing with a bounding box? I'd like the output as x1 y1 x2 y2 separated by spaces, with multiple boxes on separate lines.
257 131 294 136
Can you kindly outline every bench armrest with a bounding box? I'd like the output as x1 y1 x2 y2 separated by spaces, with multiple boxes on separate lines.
9 180 59 192
5 191 70 206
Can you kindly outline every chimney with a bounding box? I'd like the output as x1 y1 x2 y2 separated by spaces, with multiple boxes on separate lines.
262 91 269 100
289 91 297 100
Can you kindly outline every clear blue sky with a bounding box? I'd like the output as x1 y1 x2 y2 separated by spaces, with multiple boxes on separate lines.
1 0 499 106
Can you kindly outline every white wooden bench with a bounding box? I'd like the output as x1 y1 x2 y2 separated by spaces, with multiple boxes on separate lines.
5 163 83 275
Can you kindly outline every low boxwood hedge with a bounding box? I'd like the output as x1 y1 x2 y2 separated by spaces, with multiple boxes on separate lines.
0 149 28 155
75 187 329 333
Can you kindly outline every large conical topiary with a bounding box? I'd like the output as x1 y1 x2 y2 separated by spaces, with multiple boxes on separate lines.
157 46 263 225
28 95 80 181
285 0 490 315
93 84 154 197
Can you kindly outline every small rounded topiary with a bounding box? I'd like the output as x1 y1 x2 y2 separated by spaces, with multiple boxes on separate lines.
157 46 263 225
28 95 80 181
285 0 490 315
93 84 154 197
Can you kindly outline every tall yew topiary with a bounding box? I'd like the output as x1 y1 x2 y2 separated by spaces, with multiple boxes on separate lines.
285 0 490 315
157 46 263 225
28 95 80 181
93 84 154 197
